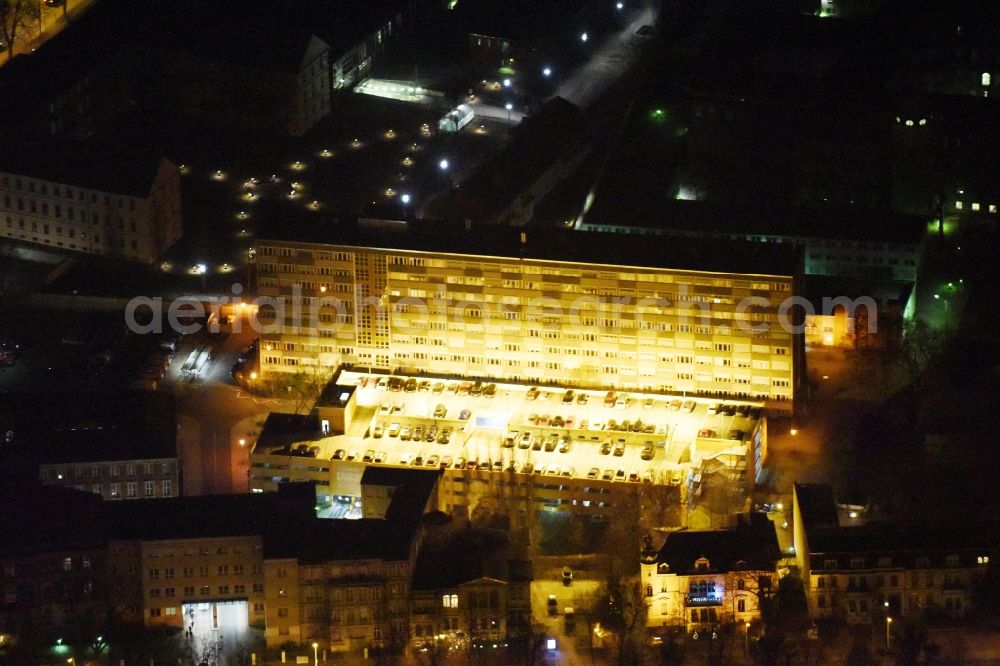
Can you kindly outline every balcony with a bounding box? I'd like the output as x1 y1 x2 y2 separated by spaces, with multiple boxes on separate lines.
686 595 723 607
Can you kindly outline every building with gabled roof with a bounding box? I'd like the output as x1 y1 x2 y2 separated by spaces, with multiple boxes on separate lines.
792 483 999 625
640 514 781 634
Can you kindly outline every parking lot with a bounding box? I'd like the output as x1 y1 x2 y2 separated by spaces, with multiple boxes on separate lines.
322 371 764 486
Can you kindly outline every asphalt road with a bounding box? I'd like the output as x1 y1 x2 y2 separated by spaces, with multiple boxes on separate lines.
168 324 291 496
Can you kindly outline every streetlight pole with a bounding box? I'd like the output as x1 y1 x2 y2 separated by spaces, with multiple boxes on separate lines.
886 616 892 649
313 641 319 665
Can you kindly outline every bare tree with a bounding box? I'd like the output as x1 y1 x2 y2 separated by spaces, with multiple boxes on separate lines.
0 0 40 59
581 576 647 666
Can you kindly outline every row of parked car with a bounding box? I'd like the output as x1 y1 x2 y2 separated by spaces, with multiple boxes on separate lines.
372 422 455 445
362 376 499 397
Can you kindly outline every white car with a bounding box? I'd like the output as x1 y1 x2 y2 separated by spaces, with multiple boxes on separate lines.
387 422 401 437
399 452 413 465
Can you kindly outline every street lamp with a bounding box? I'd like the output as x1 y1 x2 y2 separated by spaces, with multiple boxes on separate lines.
581 31 588 43
438 158 449 171
505 102 513 125
886 616 892 648
542 66 552 77
744 621 750 659
312 642 319 665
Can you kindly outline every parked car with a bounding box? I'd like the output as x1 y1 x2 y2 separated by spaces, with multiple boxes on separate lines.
372 423 384 438
363 450 375 462
601 469 614 481
600 441 613 455
558 436 572 454
544 434 559 452
438 428 452 444
413 426 425 441
374 451 386 463
417 380 431 392
562 568 573 586
483 383 497 397
576 392 588 405
681 400 696 413
525 386 540 400
550 415 564 428
587 467 600 479
641 445 655 461
333 449 346 460
399 426 412 441
562 390 575 404
432 382 445 394
387 422 400 437
613 442 626 457
628 470 640 482
441 456 453 468
404 378 418 392
433 404 447 418
426 455 439 467
697 428 717 438
504 431 518 448
469 382 483 396
519 432 533 449
643 397 655 410
728 429 745 441
604 391 617 407
426 426 438 442
459 409 471 421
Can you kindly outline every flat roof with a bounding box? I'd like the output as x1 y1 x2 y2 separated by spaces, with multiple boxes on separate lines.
583 199 927 245
424 97 589 221
2 390 177 466
258 218 802 278
258 413 323 450
456 0 589 43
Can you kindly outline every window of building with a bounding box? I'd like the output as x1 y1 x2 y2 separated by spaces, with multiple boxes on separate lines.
442 594 459 608
62 557 72 571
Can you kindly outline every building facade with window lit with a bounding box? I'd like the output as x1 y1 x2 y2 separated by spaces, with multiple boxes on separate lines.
254 220 803 415
0 159 182 264
793 484 998 625
640 517 780 634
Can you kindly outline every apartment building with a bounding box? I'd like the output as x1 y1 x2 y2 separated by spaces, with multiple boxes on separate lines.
1 391 181 501
0 158 182 264
0 474 450 660
254 219 803 415
793 484 998 625
578 200 928 284
640 515 781 634
408 523 532 652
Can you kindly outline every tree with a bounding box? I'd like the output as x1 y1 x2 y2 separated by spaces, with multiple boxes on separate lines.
586 577 647 666
0 0 40 59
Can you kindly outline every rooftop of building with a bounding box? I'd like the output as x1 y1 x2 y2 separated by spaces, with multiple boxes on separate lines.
794 483 841 532
257 217 802 278
257 412 323 451
454 0 590 43
0 0 408 86
582 198 927 246
654 513 780 575
424 97 590 222
803 276 914 310
410 522 527 591
806 521 1000 562
0 472 440 564
1 390 177 466
0 146 171 199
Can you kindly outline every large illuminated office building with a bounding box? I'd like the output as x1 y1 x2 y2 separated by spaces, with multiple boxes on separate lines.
254 220 803 415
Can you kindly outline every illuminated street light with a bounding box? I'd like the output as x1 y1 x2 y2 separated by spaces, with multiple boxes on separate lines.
886 617 893 648
503 78 511 88
439 158 450 171
239 438 246 447
616 1 624 9
543 66 552 77
312 642 319 665
790 428 798 436
401 194 411 205
581 31 588 43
